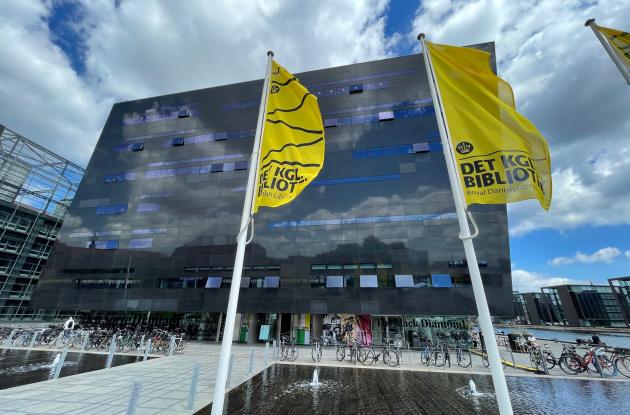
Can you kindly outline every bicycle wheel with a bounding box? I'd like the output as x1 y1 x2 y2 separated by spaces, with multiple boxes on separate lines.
360 349 375 366
383 349 400 367
544 351 557 370
433 349 445 367
420 349 430 365
596 355 617 377
286 347 298 362
311 345 322 363
336 347 346 362
615 356 630 378
559 354 581 375
458 350 471 368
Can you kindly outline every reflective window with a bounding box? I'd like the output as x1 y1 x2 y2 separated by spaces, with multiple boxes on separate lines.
360 275 378 288
85 240 119 250
129 238 153 249
95 204 128 215
395 275 414 288
264 276 280 288
431 274 453 288
205 277 222 288
326 276 344 288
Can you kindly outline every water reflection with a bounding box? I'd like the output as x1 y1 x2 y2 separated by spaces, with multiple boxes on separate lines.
0 349 145 390
202 364 630 415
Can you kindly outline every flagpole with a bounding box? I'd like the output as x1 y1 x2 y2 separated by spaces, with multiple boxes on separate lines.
418 34 513 415
585 18 630 85
211 50 274 415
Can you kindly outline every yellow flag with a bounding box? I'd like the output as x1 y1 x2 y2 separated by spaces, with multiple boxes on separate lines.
597 26 630 70
253 60 325 213
426 42 552 210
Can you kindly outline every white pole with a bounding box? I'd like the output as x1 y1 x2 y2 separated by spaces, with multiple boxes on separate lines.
211 51 274 415
586 18 630 85
418 34 513 415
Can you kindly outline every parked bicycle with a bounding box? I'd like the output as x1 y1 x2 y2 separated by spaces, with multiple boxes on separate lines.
311 336 323 363
280 335 298 362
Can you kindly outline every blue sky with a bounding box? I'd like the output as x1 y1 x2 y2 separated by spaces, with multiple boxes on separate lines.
1 0 629 292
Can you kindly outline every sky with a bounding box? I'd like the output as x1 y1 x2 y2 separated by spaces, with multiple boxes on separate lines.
1 0 629 293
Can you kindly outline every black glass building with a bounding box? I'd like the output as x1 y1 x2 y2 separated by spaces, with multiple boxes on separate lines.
33 47 512 345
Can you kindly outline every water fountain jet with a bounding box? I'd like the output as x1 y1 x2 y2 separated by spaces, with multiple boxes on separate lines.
310 369 319 387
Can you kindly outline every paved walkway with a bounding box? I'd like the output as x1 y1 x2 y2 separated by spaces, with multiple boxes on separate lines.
0 339 627 415
0 343 271 415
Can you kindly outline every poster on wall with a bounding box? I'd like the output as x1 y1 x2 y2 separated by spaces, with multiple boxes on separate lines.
340 314 355 342
322 314 341 345
354 315 372 346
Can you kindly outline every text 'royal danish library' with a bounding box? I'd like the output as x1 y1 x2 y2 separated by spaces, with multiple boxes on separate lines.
33 44 512 346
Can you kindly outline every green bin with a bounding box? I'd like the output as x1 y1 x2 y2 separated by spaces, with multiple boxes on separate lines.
239 326 248 343
297 328 305 345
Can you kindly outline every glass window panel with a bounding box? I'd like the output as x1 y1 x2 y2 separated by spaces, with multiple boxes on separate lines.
211 164 223 173
240 277 250 288
378 111 394 121
360 263 376 269
129 238 153 249
413 142 430 153
326 276 344 288
324 118 338 128
263 276 280 288
349 84 363 94
131 143 144 152
360 275 378 287
395 275 414 287
311 264 326 270
170 138 185 146
205 277 222 288
235 161 249 170
431 274 453 288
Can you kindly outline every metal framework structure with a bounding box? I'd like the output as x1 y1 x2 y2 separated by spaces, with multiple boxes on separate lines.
0 124 84 320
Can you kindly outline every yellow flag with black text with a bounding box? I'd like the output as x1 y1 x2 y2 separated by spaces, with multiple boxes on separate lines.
253 60 325 213
426 42 552 210
597 26 630 71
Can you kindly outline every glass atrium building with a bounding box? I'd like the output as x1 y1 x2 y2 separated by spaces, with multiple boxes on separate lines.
33 47 512 344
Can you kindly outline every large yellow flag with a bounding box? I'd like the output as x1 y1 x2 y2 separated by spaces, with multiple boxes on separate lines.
253 60 325 213
426 42 552 210
597 26 630 70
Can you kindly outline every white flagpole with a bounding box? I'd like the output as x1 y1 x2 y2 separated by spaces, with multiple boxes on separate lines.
586 18 630 85
418 34 513 415
211 50 274 415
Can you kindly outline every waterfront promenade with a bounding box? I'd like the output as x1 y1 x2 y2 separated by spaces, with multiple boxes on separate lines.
0 339 627 414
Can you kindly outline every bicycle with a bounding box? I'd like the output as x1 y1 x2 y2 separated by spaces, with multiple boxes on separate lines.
608 348 630 378
560 345 616 377
420 342 432 365
455 342 471 368
311 337 322 363
381 338 400 367
280 336 298 362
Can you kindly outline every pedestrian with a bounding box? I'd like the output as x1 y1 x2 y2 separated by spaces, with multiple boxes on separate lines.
591 333 601 345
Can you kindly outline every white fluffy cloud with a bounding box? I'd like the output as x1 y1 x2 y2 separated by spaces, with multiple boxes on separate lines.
549 246 621 266
410 0 630 236
512 268 585 292
626 250 630 259
0 0 395 165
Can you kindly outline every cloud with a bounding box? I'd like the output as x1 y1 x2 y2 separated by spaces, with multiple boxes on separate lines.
549 246 621 266
410 0 630 236
0 0 396 165
511 268 585 293
625 250 630 260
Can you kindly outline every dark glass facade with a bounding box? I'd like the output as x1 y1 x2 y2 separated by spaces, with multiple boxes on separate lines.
33 49 512 320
